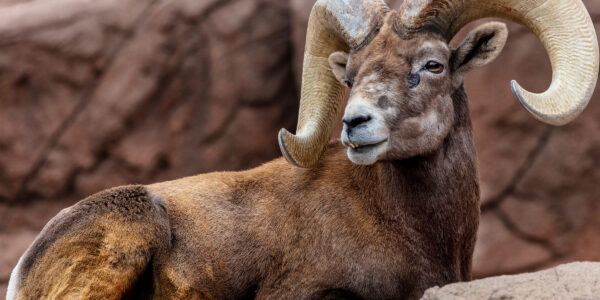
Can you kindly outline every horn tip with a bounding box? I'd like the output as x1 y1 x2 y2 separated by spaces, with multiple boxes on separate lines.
278 129 302 167
510 80 523 100
510 80 576 126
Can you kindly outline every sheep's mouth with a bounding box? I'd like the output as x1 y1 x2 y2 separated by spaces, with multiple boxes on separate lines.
348 139 388 153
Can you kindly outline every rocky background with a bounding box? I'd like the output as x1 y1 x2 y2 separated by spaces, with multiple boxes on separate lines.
0 0 599 297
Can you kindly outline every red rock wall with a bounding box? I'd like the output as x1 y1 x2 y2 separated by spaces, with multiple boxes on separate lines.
1 0 599 295
0 0 297 203
468 11 600 276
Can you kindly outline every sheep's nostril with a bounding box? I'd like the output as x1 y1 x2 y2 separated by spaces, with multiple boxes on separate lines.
342 115 372 128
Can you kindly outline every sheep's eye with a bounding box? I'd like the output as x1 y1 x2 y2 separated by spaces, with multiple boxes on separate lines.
344 79 353 88
425 61 444 74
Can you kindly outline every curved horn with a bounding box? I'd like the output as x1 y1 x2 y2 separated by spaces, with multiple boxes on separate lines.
279 0 389 168
397 0 599 125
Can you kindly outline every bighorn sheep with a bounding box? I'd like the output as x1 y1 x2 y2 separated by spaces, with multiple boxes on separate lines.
7 0 598 299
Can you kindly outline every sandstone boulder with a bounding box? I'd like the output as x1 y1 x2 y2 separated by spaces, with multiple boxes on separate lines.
421 262 600 300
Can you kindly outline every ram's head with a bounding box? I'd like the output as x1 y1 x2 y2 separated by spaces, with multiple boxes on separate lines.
279 0 599 167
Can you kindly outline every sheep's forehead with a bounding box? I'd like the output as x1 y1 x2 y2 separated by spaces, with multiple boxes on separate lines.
419 40 450 53
361 73 382 86
364 27 448 57
349 30 449 82
354 73 394 99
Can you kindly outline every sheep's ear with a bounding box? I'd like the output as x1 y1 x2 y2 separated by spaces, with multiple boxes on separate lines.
451 22 508 84
328 51 349 85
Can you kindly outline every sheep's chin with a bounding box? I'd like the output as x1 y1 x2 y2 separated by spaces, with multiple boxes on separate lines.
346 141 388 165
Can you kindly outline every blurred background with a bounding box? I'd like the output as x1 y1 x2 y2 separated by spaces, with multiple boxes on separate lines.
0 0 599 296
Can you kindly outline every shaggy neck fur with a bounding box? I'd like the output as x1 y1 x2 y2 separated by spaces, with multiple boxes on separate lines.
352 86 479 281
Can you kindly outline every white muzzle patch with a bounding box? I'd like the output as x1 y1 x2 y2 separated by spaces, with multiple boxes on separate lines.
341 96 390 165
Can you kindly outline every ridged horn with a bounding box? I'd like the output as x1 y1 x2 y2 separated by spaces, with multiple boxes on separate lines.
279 0 389 168
397 0 599 125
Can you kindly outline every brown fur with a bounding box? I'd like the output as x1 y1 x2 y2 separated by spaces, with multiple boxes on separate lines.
142 127 479 299
12 186 170 299
9 17 509 300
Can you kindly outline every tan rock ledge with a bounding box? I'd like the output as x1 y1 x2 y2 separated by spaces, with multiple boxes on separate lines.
421 262 600 300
